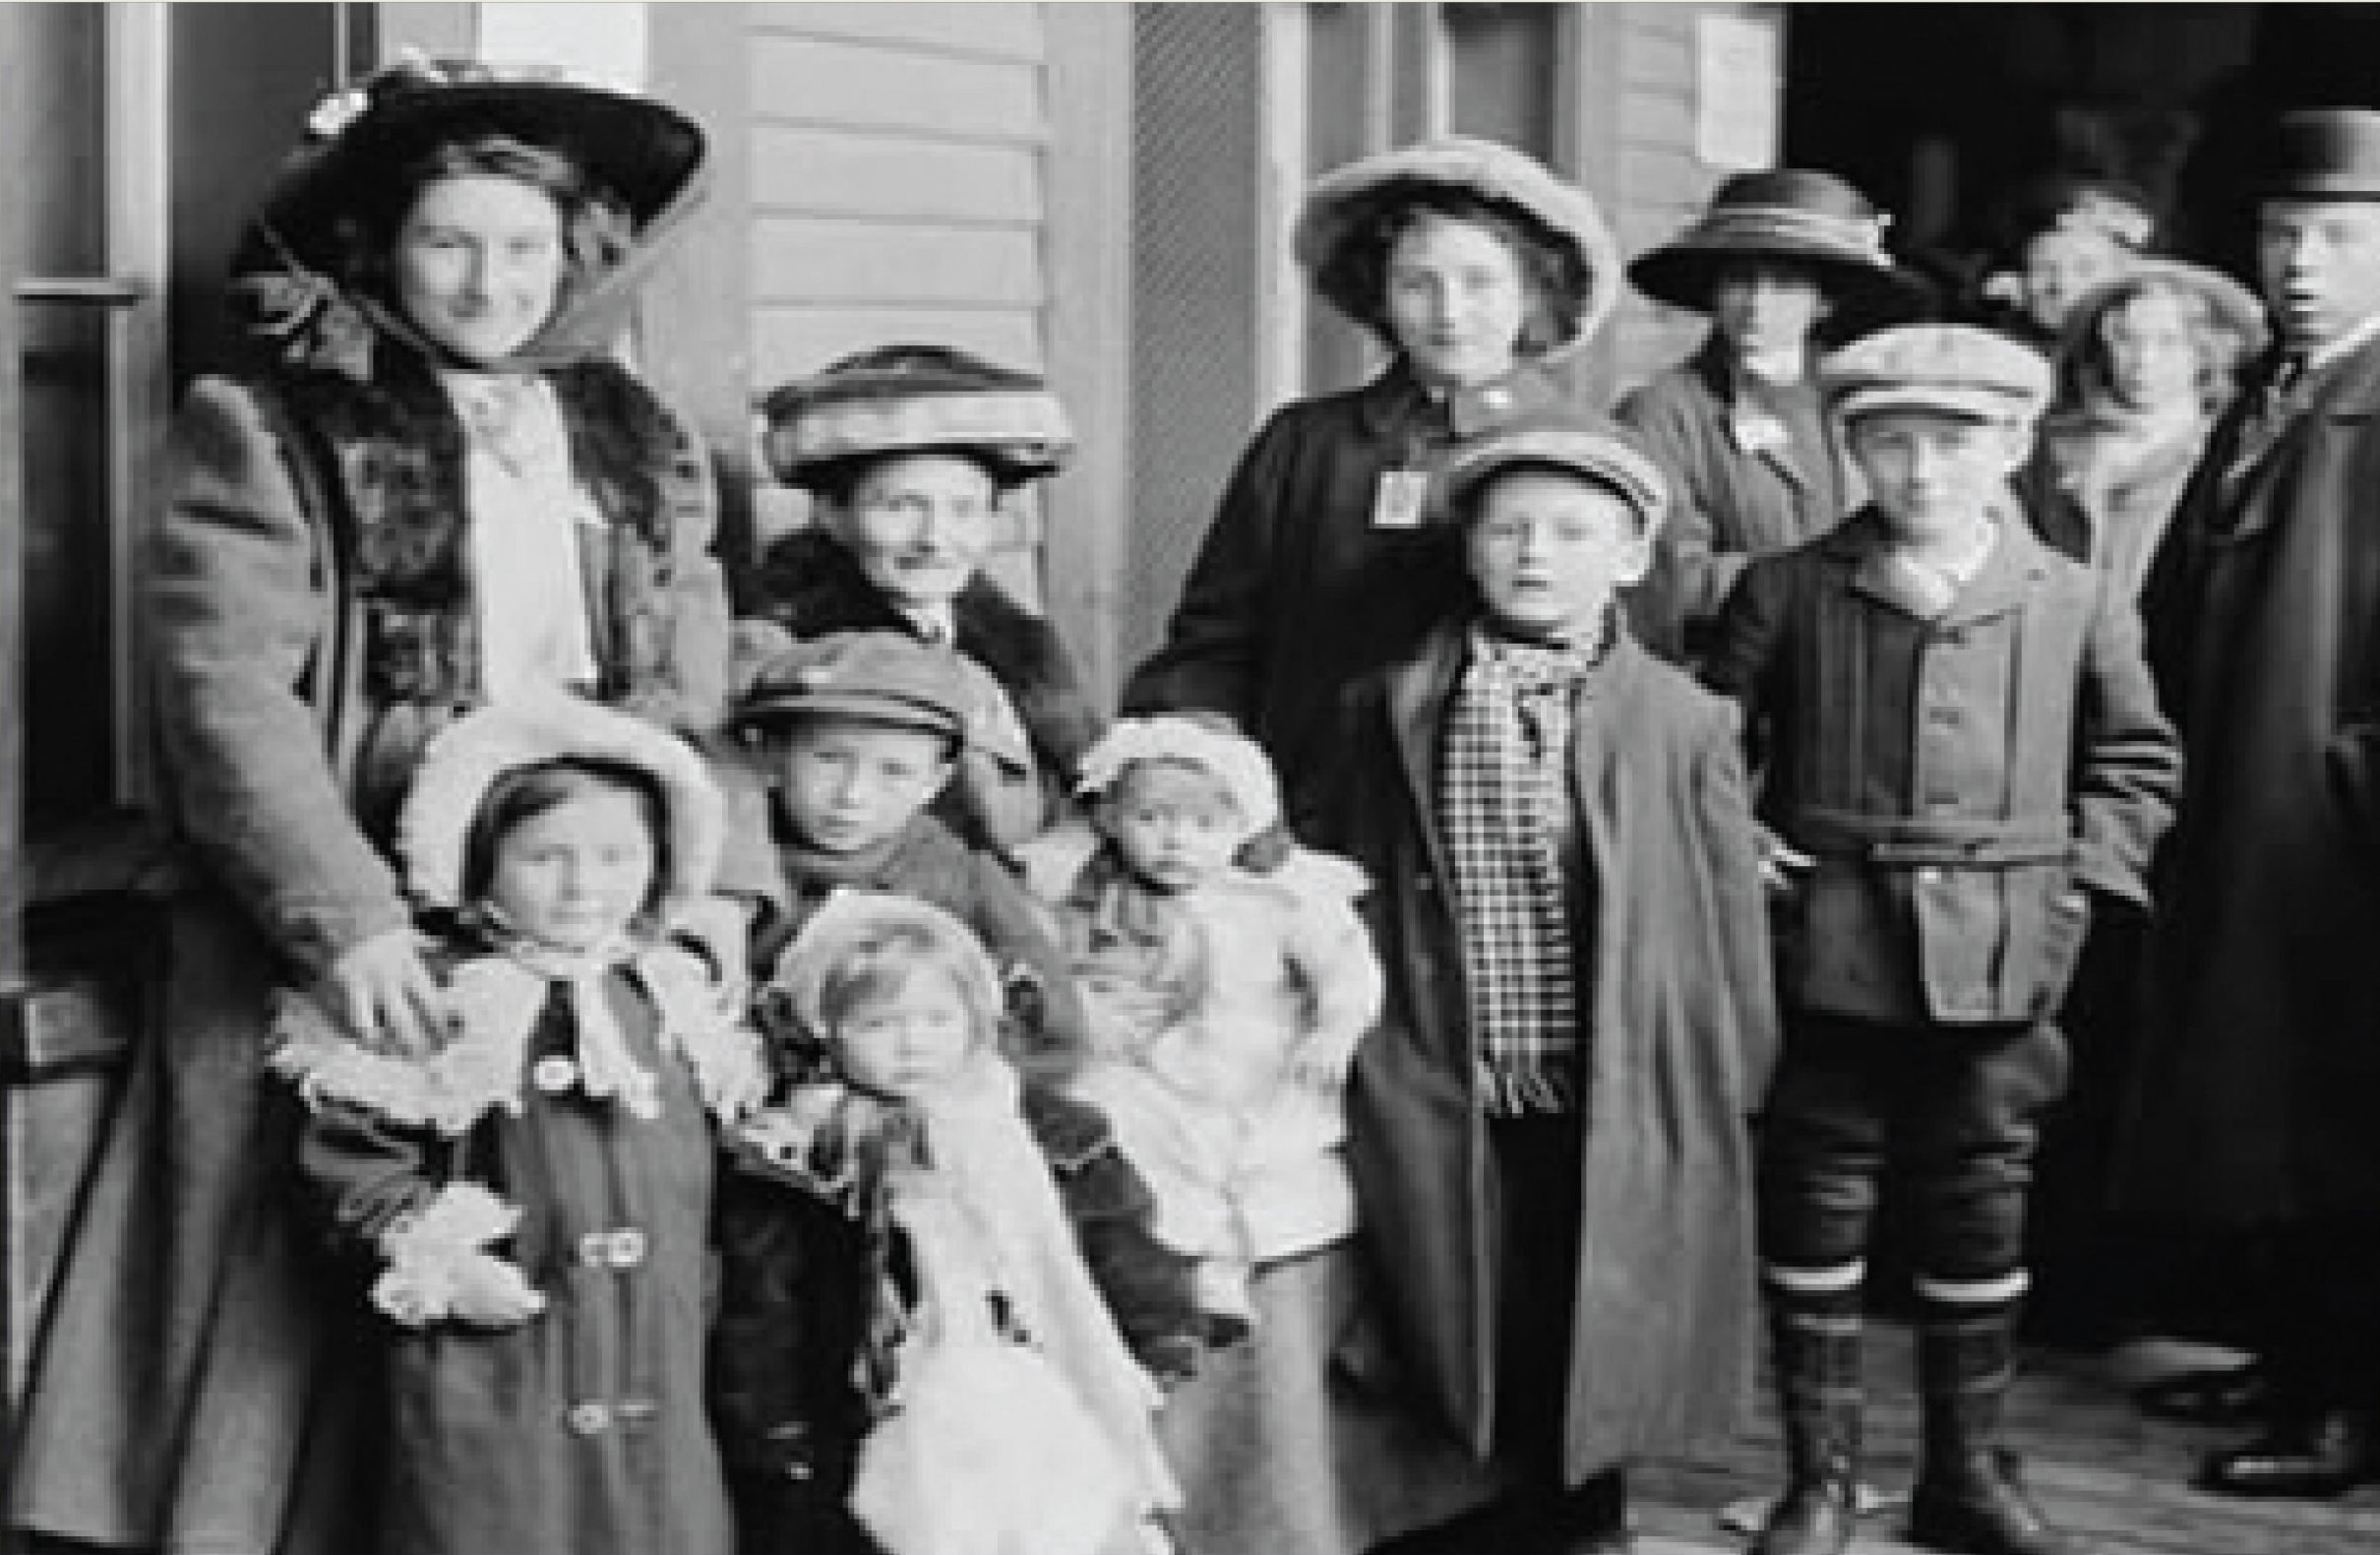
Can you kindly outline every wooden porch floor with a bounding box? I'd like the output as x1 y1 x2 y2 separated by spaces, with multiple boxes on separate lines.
1623 1329 2380 1555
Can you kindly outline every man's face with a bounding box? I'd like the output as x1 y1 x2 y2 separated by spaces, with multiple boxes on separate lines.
2257 199 2380 354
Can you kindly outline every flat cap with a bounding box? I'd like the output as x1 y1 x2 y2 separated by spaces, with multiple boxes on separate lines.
729 630 970 743
1437 415 1671 533
1821 324 2052 424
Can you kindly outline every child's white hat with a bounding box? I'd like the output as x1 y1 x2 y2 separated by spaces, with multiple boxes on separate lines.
1074 715 1282 843
766 891 1005 1044
398 688 725 915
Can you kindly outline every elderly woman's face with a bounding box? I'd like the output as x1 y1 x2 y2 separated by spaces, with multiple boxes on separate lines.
394 174 567 365
1383 213 1531 390
825 452 1003 610
2101 288 2200 414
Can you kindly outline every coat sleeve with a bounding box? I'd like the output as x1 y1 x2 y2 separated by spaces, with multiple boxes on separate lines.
1042 1121 1210 1379
966 852 1094 1063
147 377 409 976
2069 575 2182 905
290 1093 444 1268
1689 706 1782 1101
1696 552 1793 775
1119 408 1299 726
1277 876 1386 1053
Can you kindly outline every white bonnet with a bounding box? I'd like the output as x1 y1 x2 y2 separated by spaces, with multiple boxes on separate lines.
1074 715 1282 843
398 689 726 914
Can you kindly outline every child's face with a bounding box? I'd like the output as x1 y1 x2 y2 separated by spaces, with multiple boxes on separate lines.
2020 225 2127 333
1846 410 2030 548
765 715 953 855
484 788 656 952
1099 760 1244 893
2101 288 2200 413
824 452 1004 611
832 966 978 1099
1383 213 1531 390
1464 469 1652 643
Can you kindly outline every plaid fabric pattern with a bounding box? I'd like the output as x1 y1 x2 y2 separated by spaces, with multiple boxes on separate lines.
1436 625 1606 1115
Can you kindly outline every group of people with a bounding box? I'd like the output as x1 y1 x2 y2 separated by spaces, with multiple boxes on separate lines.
8 46 2380 1555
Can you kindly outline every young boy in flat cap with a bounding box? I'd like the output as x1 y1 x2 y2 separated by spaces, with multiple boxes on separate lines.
1704 325 2179 1555
1316 415 1778 1554
726 627 1085 1062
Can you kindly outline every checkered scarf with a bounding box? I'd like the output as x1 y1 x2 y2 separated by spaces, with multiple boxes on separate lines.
1435 623 1607 1115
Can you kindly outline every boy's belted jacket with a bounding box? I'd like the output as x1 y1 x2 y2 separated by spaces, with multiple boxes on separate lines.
1703 508 2180 1027
1312 627 1780 1481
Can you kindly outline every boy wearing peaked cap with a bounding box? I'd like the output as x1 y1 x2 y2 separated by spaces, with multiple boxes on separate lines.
1312 414 1778 1553
1703 324 2178 1555
726 628 1086 1068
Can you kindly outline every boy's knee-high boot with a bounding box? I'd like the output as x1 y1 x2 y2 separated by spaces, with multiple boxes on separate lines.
1750 1290 1862 1555
1907 1295 2085 1555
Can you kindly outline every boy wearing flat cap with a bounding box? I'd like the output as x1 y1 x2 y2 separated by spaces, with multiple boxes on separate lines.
1704 325 2177 1555
726 628 1085 1064
1314 416 1778 1554
2111 105 2380 1500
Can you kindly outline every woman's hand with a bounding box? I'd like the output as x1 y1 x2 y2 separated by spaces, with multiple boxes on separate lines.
328 928 451 1058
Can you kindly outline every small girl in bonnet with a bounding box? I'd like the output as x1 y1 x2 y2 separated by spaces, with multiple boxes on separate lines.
269 690 766 1555
1017 715 1384 1324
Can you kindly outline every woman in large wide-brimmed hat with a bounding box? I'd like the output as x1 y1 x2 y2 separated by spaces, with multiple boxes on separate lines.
1124 135 1622 826
1618 167 1925 660
743 342 1104 853
6 56 758 1555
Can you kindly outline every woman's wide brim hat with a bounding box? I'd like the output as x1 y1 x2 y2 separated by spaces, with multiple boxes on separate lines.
2255 107 2380 201
1293 135 1623 358
258 54 708 276
399 689 726 915
1627 168 1924 315
2053 259 2269 389
759 343 1075 492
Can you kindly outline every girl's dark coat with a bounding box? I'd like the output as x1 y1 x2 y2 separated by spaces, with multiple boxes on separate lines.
1314 625 1779 1480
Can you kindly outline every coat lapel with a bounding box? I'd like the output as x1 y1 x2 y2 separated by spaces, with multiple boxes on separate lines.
1385 624 1467 888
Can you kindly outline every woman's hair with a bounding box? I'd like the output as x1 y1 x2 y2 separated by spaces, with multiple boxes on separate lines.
1316 184 1586 358
2069 274 2255 414
332 133 636 317
814 920 999 1048
458 756 669 920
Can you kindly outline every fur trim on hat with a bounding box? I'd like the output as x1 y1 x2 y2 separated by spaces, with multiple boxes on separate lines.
1293 136 1622 360
398 689 725 914
1073 716 1283 845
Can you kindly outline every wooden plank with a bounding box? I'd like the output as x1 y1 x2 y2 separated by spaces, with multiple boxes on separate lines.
751 1 1042 63
752 125 1041 223
747 31 1043 144
750 216 1043 307
750 304 1043 389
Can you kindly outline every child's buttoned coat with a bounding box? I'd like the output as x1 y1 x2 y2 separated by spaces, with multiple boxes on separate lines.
1704 507 2180 1027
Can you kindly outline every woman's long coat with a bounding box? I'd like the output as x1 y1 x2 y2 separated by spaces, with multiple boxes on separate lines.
1313 625 1779 1480
7 361 734 1555
2114 335 2380 1226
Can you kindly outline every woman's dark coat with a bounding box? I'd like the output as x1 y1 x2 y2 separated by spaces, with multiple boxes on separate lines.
1312 624 1778 1480
1122 360 1584 816
2115 334 2380 1225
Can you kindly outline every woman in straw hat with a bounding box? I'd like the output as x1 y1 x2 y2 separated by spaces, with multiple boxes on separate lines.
1618 168 1925 661
8 56 754 1555
1124 135 1623 826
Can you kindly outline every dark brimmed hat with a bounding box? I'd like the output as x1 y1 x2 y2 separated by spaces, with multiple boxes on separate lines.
759 343 1075 493
1627 169 1922 314
1437 414 1671 534
258 55 706 276
2254 107 2380 202
1822 325 2052 424
729 631 971 744
1292 136 1622 358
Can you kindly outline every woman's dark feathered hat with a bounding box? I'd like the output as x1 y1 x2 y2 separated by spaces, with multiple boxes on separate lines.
257 53 708 276
1627 168 1922 314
